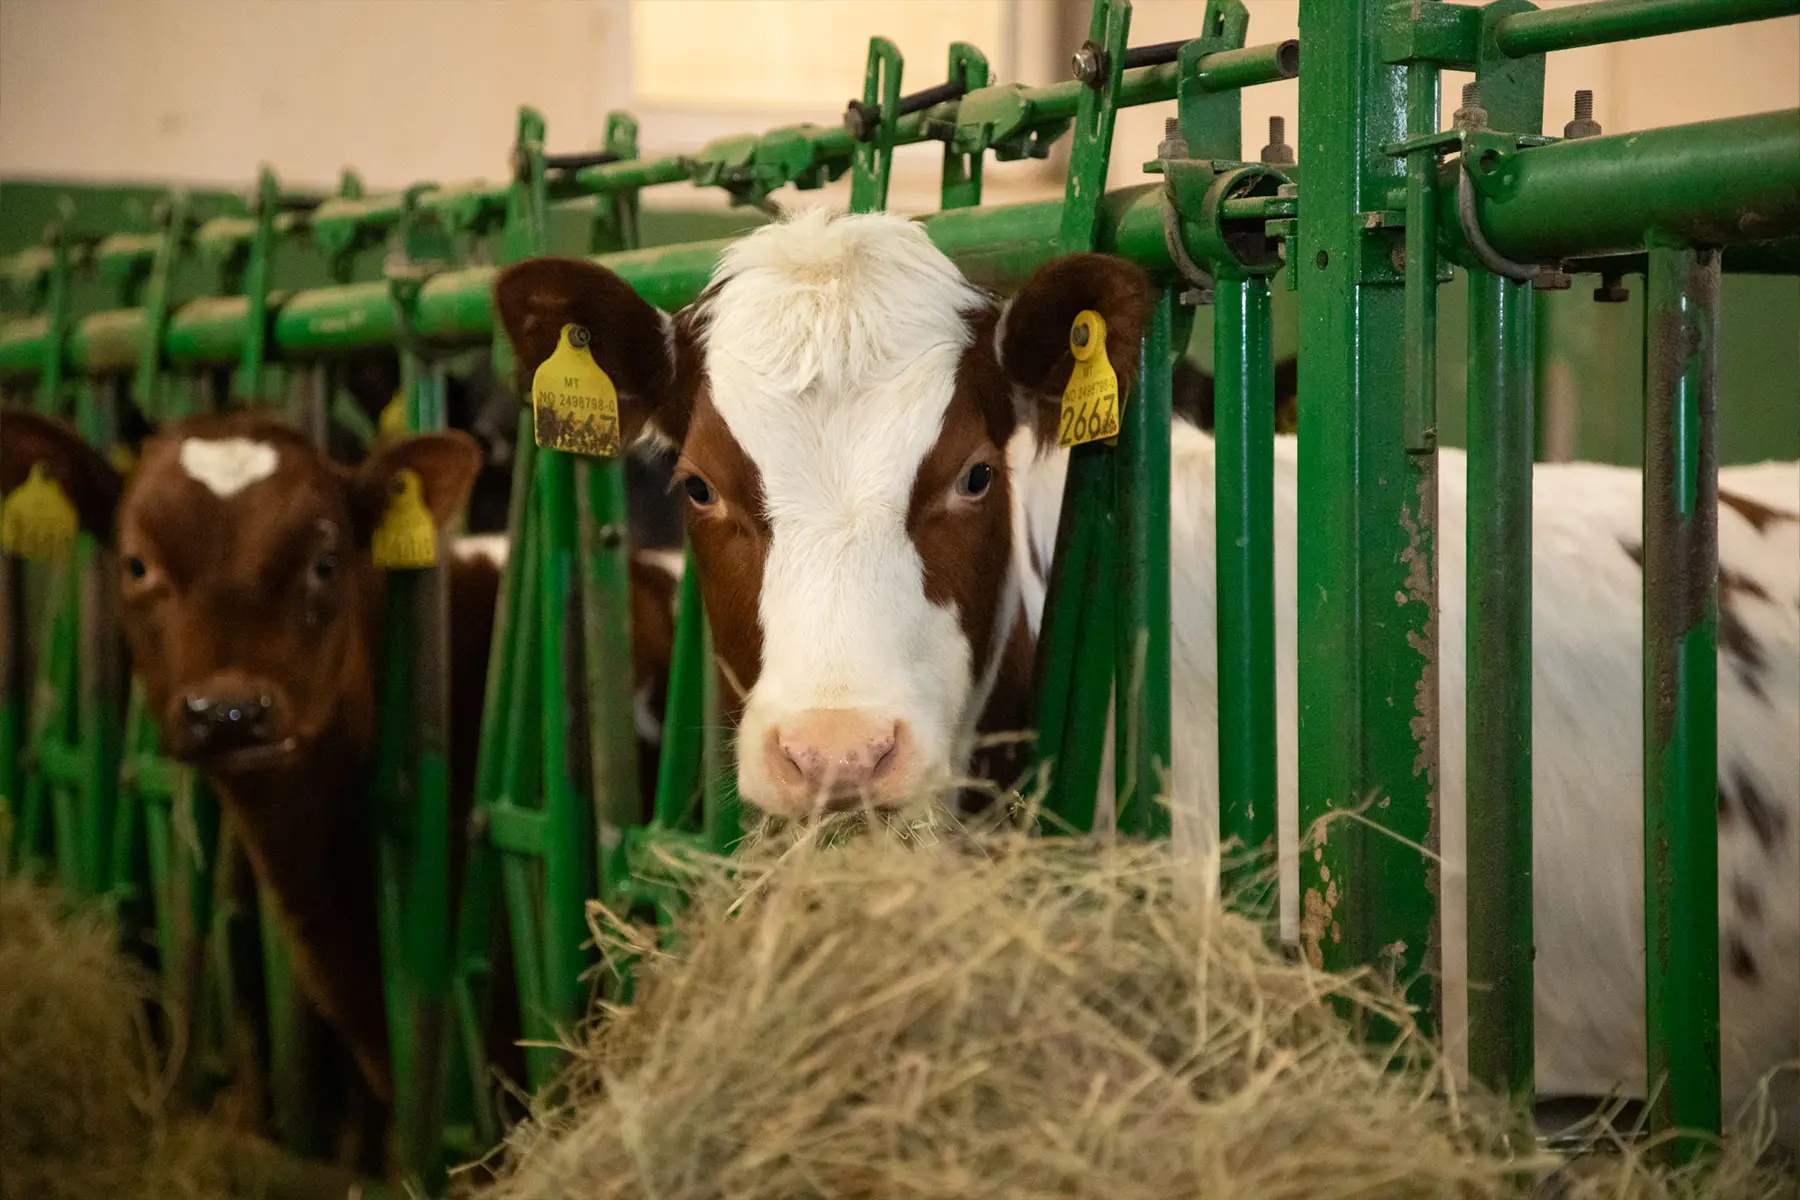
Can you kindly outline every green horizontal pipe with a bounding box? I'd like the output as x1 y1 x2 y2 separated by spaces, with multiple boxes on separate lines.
570 155 692 195
1445 110 1800 263
0 184 1173 379
1194 40 1301 92
1494 0 1800 57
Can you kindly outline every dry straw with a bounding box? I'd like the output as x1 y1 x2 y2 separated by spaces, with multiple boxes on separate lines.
0 869 325 1199
477 815 1793 1200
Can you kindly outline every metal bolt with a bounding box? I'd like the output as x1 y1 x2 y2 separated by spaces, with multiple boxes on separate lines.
1532 266 1573 291
1563 89 1602 139
1594 272 1631 303
1157 117 1188 161
1453 82 1488 132
1072 41 1106 87
1260 115 1296 167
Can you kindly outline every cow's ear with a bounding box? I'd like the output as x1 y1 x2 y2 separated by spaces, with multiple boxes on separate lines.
0 407 124 543
994 254 1155 445
492 257 696 446
350 429 482 542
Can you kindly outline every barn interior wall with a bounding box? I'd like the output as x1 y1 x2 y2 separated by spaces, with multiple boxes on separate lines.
0 0 1794 463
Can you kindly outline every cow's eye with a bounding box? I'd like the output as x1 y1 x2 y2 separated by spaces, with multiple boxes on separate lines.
124 556 148 581
955 462 993 500
682 475 716 507
310 551 338 584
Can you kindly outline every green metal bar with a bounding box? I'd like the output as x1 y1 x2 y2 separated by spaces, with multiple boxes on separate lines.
132 193 188 421
1401 24 1441 454
939 43 991 210
1463 267 1536 1110
232 168 280 402
1194 39 1301 93
1295 0 1440 1035
1213 271 1277 912
1443 110 1800 264
73 382 121 898
2 185 1192 380
1113 289 1173 838
1494 0 1799 57
1641 242 1723 1157
579 459 643 899
651 555 708 835
534 450 595 1051
849 37 903 214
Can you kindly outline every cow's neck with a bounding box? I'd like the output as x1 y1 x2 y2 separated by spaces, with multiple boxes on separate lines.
206 631 391 1102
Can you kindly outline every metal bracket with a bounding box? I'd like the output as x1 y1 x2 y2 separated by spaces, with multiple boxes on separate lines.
849 37 904 213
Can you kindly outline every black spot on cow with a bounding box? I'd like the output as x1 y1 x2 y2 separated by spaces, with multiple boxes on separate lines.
1721 766 1788 857
1732 877 1763 925
1718 565 1774 701
1720 488 1800 535
1619 540 1773 700
1726 933 1759 984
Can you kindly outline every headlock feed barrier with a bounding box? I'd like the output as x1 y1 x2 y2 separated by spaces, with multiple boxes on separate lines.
1 0 1798 1192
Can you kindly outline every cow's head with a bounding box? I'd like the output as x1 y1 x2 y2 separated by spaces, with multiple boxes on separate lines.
1 409 479 779
495 209 1151 819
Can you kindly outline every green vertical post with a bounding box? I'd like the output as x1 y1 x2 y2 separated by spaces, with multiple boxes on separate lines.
1033 0 1130 833
1641 243 1722 1157
73 380 121 898
581 107 649 932
939 43 990 211
651 556 708 835
1295 0 1439 1031
1113 289 1172 837
849 38 903 214
234 167 280 402
1463 266 1536 1108
1213 270 1277 911
533 452 594 1032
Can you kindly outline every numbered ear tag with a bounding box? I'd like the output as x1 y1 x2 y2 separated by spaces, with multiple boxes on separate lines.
1 463 80 562
378 390 409 439
370 468 437 569
1058 309 1121 449
532 323 622 459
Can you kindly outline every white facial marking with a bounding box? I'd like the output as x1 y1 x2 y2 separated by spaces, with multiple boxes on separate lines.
178 437 279 498
702 209 994 804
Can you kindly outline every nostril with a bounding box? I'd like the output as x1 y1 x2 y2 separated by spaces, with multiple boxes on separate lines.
869 725 901 780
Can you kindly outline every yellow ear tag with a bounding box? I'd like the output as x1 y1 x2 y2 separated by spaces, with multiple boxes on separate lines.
1059 310 1122 449
107 443 138 475
378 390 408 439
370 468 437 569
531 323 622 459
1 463 79 562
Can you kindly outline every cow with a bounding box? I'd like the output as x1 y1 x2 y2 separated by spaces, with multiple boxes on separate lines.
491 207 1798 1148
0 405 683 1170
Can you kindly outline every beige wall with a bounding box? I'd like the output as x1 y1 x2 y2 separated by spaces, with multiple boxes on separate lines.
0 0 1795 211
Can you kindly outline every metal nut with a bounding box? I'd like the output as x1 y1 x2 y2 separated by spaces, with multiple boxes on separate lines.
1259 116 1296 167
1071 41 1106 87
1452 82 1488 132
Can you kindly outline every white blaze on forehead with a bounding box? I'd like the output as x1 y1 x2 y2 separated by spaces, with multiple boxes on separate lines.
178 437 280 498
701 209 996 795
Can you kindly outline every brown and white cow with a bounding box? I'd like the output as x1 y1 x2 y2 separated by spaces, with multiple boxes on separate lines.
0 407 681 1154
493 207 1798 1146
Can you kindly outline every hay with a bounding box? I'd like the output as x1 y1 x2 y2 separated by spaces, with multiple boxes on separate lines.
478 821 1794 1200
0 870 241 1199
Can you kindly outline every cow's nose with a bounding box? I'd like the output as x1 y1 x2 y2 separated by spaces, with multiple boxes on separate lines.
181 692 275 754
766 709 910 813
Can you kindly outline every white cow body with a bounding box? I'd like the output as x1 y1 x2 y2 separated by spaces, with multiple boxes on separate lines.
1014 425 1800 1126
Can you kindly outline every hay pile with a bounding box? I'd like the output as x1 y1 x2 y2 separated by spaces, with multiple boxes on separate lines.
0 870 241 1199
478 821 1793 1200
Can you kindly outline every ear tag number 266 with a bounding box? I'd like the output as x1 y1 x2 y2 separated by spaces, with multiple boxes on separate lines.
532 323 623 460
1059 309 1121 449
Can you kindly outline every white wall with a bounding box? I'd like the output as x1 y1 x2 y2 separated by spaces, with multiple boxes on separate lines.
0 0 1795 213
